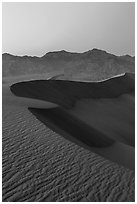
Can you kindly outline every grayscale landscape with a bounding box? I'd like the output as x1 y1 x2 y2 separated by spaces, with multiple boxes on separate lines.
2 2 135 202
2 49 135 202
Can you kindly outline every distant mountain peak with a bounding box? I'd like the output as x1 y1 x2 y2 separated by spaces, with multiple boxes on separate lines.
82 48 114 59
92 48 107 52
44 50 68 56
3 53 13 57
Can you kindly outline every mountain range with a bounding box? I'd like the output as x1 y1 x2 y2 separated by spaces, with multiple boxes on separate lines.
2 48 135 81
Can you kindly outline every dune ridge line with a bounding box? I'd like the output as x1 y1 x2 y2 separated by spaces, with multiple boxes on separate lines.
10 72 134 109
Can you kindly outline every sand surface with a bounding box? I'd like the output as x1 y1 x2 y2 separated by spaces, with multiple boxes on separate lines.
29 107 134 170
3 74 135 201
69 94 135 146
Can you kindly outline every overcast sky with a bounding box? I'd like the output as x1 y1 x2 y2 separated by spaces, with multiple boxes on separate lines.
2 2 135 56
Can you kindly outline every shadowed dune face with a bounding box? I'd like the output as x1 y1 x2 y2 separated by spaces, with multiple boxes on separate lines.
29 107 135 170
10 73 134 109
29 107 114 148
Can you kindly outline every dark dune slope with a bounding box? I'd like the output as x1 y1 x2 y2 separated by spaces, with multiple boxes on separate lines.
29 107 114 148
10 73 134 109
29 107 134 170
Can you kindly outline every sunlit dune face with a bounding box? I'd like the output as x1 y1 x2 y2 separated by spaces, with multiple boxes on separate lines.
14 97 58 109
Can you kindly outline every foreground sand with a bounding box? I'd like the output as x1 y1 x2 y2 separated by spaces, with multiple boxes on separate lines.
3 73 135 201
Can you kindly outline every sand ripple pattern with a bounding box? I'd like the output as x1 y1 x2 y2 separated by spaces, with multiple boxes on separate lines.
3 105 135 202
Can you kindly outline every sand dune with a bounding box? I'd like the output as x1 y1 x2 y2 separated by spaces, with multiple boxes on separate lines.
2 73 135 201
10 72 134 109
29 107 134 170
10 73 135 169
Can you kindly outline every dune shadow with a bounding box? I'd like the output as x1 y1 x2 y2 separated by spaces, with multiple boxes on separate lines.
28 107 135 170
29 107 114 148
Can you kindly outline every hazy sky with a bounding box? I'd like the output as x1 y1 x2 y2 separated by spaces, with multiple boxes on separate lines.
2 2 135 56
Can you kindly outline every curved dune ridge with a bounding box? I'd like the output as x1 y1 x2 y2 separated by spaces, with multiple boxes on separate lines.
10 72 134 109
10 72 135 170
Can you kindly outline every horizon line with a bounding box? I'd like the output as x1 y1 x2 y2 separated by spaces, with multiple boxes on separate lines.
2 48 135 58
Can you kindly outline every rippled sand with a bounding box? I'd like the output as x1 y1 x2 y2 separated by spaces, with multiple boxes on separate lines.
2 84 135 201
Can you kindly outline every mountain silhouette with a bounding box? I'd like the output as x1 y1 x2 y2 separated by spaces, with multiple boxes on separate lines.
2 48 135 81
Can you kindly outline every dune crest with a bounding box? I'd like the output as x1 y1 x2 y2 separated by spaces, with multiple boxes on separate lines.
10 72 134 109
